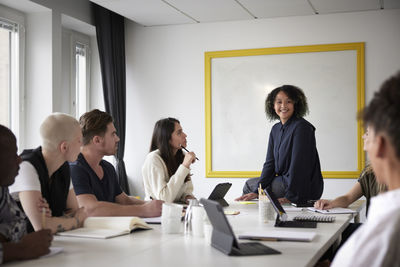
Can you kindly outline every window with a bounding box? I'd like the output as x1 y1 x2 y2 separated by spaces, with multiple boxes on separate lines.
0 16 23 143
0 22 11 126
70 33 90 119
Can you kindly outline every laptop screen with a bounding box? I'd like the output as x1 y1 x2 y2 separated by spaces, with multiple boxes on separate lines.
264 187 288 221
208 182 232 200
200 198 239 247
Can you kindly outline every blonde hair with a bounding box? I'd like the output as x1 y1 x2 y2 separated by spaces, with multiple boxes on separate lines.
40 113 80 152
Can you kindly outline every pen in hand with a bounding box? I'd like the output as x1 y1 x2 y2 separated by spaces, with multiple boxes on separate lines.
180 145 199 161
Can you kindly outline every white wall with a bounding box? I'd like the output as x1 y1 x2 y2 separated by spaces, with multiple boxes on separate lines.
121 9 400 203
24 11 53 147
30 0 94 25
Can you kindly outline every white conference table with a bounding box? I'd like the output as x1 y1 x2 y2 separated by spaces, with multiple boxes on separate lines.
6 202 354 267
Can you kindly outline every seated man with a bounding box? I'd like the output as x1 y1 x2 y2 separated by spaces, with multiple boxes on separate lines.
70 109 162 217
0 125 52 264
332 71 400 267
9 114 87 234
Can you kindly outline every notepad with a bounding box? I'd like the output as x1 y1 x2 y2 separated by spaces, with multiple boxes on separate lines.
238 201 257 205
238 230 316 242
224 210 240 215
41 247 63 258
58 216 152 239
307 207 357 214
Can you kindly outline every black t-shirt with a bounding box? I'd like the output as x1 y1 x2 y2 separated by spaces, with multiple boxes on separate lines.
70 153 122 202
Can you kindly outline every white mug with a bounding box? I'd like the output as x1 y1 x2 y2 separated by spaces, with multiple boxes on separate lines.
161 203 183 234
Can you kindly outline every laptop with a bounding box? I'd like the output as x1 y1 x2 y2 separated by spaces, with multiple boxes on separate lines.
264 187 317 229
200 198 281 256
208 183 232 207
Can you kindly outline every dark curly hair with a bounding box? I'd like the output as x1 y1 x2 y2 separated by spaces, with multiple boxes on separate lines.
360 71 400 159
265 85 309 121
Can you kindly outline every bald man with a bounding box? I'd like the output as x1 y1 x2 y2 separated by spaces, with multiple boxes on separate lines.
9 113 87 234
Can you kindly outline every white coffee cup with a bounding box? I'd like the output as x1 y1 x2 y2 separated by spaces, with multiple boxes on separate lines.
161 203 183 234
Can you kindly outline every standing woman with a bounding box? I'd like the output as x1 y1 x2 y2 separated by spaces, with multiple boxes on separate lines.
142 118 197 203
236 85 323 204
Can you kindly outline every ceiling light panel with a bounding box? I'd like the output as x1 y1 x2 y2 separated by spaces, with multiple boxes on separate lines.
166 0 254 23
238 0 314 18
90 0 194 26
309 0 380 14
384 0 400 9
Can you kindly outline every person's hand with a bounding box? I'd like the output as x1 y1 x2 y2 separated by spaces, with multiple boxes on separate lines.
143 200 163 217
235 192 258 201
184 195 196 204
182 152 196 168
278 198 290 204
17 229 52 260
74 207 88 227
314 199 332 210
37 197 52 217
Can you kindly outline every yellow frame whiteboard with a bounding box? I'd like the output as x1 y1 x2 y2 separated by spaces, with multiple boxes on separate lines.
205 42 365 178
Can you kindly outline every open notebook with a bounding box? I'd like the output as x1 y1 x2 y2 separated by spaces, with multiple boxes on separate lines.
58 216 152 239
308 207 357 214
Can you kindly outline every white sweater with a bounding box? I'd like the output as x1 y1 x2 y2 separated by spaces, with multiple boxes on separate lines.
142 150 193 203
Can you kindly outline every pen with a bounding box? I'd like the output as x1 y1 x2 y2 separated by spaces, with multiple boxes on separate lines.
180 145 200 161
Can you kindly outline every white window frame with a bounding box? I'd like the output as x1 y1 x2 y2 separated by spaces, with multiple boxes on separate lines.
69 30 91 119
0 6 25 149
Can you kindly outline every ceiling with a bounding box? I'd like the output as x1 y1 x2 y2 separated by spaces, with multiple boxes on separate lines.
90 0 400 27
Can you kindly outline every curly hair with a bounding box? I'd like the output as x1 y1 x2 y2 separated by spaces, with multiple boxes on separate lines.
265 85 309 121
361 71 400 159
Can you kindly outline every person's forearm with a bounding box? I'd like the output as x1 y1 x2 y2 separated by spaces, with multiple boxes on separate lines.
33 216 78 234
85 201 148 217
2 242 25 262
329 195 353 208
126 196 145 205
156 166 189 202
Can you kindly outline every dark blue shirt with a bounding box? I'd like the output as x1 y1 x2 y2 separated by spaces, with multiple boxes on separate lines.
70 153 122 202
257 117 323 203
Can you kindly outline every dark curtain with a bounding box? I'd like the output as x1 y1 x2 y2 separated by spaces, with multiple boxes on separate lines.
93 3 130 194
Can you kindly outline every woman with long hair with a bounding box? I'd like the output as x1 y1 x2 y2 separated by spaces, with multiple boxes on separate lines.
142 118 197 203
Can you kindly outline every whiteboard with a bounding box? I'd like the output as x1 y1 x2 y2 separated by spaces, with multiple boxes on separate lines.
205 43 365 178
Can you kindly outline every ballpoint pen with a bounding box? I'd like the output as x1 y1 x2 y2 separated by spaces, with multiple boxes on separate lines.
181 145 200 160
